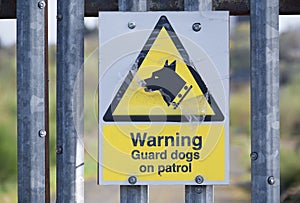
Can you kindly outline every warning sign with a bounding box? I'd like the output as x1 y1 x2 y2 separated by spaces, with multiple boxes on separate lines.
99 12 229 185
104 15 223 122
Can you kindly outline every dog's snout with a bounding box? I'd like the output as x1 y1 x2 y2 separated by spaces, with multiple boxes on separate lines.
143 78 154 92
138 79 147 87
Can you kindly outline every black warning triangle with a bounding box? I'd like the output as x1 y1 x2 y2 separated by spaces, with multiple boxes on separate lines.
103 16 224 122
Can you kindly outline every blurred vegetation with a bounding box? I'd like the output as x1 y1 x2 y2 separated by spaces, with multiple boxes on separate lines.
0 45 16 165
230 21 300 202
230 23 250 71
0 19 300 202
0 44 17 203
278 27 300 203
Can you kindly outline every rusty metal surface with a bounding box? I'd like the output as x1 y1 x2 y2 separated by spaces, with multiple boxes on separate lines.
85 0 118 16
148 0 183 11
213 0 249 15
280 0 300 14
0 0 16 18
2 0 300 18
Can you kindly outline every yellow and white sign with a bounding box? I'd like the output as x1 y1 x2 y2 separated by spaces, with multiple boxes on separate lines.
99 12 229 185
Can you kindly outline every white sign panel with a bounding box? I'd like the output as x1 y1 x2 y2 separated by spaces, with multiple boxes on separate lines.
98 12 229 185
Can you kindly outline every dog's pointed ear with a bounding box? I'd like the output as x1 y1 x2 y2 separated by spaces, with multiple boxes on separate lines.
164 60 176 71
164 60 169 67
170 60 176 71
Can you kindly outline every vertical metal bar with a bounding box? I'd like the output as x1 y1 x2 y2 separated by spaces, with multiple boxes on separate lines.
120 185 148 202
184 0 212 11
184 0 213 202
119 0 147 11
56 0 85 202
250 0 280 203
118 0 148 202
17 0 45 202
44 0 50 202
185 185 213 202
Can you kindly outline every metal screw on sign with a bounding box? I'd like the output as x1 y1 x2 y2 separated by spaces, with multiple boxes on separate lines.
57 14 63 21
39 129 47 138
194 186 203 194
171 102 177 108
128 176 137 185
192 23 201 32
195 175 204 184
56 146 63 154
128 22 136 29
250 152 258 160
38 1 46 9
267 176 275 185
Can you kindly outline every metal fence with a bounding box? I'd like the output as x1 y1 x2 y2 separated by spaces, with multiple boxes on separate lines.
0 0 292 202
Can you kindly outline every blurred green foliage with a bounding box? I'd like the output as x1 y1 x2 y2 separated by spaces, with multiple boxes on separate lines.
0 46 17 183
230 22 300 201
230 22 250 72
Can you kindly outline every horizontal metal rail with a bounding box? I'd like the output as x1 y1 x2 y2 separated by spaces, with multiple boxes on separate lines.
1 0 300 18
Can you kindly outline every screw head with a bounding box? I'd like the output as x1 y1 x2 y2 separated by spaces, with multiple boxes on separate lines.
192 23 201 32
267 176 275 185
195 175 204 184
194 186 203 194
128 176 137 184
38 1 46 9
39 129 47 138
57 14 63 21
128 22 136 29
250 152 258 160
56 146 63 154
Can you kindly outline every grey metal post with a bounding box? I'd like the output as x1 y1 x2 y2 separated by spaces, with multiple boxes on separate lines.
250 0 280 203
120 185 148 203
17 0 45 202
56 0 85 202
118 0 148 203
184 0 213 202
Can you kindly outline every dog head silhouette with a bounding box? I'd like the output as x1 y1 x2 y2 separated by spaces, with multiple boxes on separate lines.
144 60 188 106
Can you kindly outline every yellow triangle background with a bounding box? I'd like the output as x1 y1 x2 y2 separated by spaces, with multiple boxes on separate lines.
113 27 215 116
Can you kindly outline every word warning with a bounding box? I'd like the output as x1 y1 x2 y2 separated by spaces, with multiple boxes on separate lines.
98 12 229 185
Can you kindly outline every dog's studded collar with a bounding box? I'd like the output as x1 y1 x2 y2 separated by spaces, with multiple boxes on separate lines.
171 84 193 109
